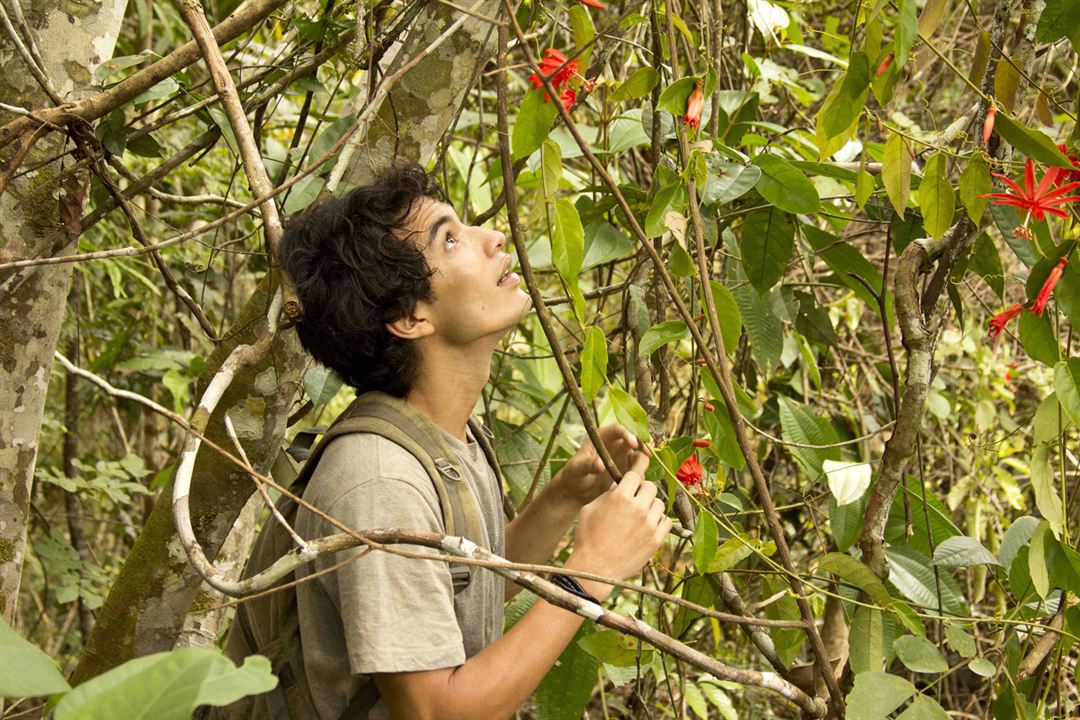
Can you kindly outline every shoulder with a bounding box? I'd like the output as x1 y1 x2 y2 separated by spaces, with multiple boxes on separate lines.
304 432 440 511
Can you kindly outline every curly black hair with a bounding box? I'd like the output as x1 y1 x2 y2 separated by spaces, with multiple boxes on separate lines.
281 161 446 397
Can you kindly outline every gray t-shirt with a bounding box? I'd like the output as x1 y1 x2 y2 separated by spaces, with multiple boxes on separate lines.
293 428 505 720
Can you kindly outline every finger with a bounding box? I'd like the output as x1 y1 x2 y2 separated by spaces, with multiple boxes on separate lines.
646 499 665 525
614 469 644 497
634 479 658 503
628 450 650 476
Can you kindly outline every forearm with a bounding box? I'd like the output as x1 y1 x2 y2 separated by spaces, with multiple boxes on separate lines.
503 472 581 565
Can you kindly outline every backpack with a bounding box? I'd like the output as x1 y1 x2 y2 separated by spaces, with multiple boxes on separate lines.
209 391 502 720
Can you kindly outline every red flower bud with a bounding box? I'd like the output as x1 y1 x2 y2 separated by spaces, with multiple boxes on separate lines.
982 107 997 146
576 0 606 8
692 438 710 448
703 402 715 412
987 303 1024 338
683 84 704 130
876 52 893 77
1032 256 1069 315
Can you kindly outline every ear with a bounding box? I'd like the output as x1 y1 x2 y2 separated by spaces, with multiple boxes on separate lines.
386 305 434 340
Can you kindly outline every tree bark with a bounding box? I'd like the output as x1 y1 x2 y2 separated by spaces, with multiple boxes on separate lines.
74 0 498 680
0 0 128 624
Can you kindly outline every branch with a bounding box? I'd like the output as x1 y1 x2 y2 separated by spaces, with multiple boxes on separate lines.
173 0 299 325
0 0 291 151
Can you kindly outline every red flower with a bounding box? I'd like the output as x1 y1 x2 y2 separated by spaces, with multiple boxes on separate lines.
1054 144 1080 186
692 438 710 448
528 48 579 95
683 84 704 130
978 158 1080 222
1032 256 1069 315
677 453 704 490
558 87 576 111
982 107 996 146
876 53 893 77
575 0 607 8
703 401 715 412
987 303 1024 338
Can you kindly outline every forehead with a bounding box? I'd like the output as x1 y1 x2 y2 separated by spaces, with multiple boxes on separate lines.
405 197 458 240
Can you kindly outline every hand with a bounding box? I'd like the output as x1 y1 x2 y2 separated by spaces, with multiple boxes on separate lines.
566 452 670 600
554 424 646 506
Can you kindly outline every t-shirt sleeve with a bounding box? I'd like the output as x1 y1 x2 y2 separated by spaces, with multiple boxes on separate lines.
317 440 465 675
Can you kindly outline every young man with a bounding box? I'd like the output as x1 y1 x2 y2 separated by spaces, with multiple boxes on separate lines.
263 162 671 720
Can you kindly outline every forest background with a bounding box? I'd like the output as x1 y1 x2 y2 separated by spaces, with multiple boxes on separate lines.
2 0 1080 718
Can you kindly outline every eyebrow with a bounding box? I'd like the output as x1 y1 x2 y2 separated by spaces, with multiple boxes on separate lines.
426 213 455 249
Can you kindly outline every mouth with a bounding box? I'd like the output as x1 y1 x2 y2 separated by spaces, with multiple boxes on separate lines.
496 256 519 287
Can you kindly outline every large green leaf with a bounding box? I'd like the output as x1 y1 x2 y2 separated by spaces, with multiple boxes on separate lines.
848 606 884 674
752 154 820 214
1019 309 1060 367
739 207 794 293
967 232 1003 299
54 649 276 720
916 153 954 239
1030 445 1064 537
777 396 840 477
894 0 919 67
818 553 892 607
846 672 916 720
512 88 558 161
610 67 660 104
817 52 871 140
1037 0 1080 53
883 132 911 217
707 281 743 354
692 511 719 573
932 536 1001 568
656 76 699 116
733 284 782 372
999 516 1040 570
644 182 688 239
608 385 650 442
580 326 607 401
894 635 948 674
639 319 689 356
0 616 71 698
535 626 600 720
552 198 585 321
1054 358 1080 429
886 544 966 616
959 152 992 222
577 629 652 667
993 113 1072 168
702 161 761 207
898 694 951 720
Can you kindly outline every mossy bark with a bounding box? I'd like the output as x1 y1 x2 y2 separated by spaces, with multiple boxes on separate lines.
73 0 498 680
0 0 128 624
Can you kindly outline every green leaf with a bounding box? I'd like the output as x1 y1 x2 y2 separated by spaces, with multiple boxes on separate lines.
580 326 607 400
639 319 689 356
848 606 885 674
1030 446 1064 537
883 132 911 217
1000 516 1040 570
1019 311 1060 367
777 396 840 477
578 629 652 667
733 284 782 373
894 0 919 67
969 658 996 677
967 232 1003 299
739 207 794 293
568 5 595 70
993 113 1073 168
751 155 820 214
0 616 72 698
54 649 276 720
1037 0 1080 52
818 553 892 607
302 365 342 407
894 635 948 673
707 536 755 573
645 183 687 239
610 67 660 104
1028 521 1051 598
959 153 992 222
1054 358 1080 429
692 512 718 572
608 385 650 442
552 198 585 321
133 76 178 104
702 161 761 207
536 626 600 720
846 671 916 720
932 536 1002 567
887 544 966 616
512 88 558 161
918 0 949 37
656 77 699 116
283 174 326 214
126 133 163 158
817 52 871 140
916 153 955 239
897 694 950 720
540 138 562 200
945 623 977 658
708 281 742 354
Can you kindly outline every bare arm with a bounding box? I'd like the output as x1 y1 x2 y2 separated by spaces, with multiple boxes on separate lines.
375 457 669 720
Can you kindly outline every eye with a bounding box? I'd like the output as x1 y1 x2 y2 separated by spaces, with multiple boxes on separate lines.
443 233 458 250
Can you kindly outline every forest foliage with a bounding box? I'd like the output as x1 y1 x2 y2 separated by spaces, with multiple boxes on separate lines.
4 0 1080 718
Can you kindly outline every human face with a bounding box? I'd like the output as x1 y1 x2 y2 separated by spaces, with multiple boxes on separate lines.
408 198 531 346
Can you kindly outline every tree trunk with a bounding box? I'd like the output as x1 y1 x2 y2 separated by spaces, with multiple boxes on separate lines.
74 0 498 681
0 0 128 624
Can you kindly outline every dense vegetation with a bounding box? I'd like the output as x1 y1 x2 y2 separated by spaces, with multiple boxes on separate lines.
3 0 1080 717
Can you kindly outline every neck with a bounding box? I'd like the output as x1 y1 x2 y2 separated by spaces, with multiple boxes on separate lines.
406 339 494 441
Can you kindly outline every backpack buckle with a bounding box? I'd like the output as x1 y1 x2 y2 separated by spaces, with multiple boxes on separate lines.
434 457 462 481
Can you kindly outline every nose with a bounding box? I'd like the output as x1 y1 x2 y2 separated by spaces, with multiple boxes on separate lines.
486 227 506 255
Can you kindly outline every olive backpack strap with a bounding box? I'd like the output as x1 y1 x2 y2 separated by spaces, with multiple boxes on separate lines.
467 417 515 522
